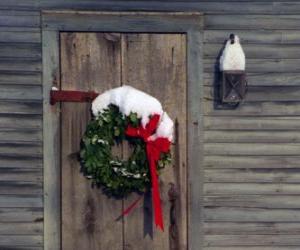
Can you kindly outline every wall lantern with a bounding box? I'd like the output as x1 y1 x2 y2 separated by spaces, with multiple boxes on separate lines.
219 34 247 104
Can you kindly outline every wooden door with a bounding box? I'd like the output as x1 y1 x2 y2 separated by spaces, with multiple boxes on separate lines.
60 32 187 250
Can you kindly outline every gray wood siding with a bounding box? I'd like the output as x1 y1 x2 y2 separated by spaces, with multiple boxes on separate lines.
1 1 300 249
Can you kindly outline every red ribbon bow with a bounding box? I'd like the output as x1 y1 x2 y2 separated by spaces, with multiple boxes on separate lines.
125 114 171 231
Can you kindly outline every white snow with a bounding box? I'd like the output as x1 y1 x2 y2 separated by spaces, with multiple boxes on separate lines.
92 85 163 127
92 85 173 141
220 35 246 71
153 112 174 142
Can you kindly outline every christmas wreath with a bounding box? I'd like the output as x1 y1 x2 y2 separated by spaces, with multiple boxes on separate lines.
80 86 174 230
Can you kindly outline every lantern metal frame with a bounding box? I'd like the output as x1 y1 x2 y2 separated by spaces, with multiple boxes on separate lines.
221 70 247 104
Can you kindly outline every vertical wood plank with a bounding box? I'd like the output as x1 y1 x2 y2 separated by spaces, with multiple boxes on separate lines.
60 32 123 250
121 33 187 250
42 30 60 250
187 29 204 250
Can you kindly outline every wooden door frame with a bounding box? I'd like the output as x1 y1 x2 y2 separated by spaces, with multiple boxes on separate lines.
42 11 203 250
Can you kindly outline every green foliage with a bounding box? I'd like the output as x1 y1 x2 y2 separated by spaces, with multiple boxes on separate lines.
80 104 171 198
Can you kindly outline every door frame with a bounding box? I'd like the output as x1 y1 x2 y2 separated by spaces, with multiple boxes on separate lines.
42 11 203 250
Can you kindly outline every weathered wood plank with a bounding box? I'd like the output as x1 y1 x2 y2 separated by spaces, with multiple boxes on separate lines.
42 30 60 250
0 208 43 222
204 117 300 130
0 13 39 28
0 85 42 100
204 101 300 116
204 183 300 195
204 30 300 44
0 72 41 85
0 102 42 115
36 1 300 15
0 128 41 143
0 31 40 43
121 33 188 250
205 43 300 59
204 156 300 169
205 15 300 30
187 28 204 250
39 1 272 14
204 195 300 208
0 115 42 129
204 207 300 222
60 32 123 250
0 181 42 195
0 235 42 246
204 72 300 86
0 222 42 235
0 43 41 58
0 143 42 157
204 234 300 246
204 59 300 73
204 131 300 143
0 195 42 208
0 168 42 182
0 10 39 16
0 1 39 10
0 58 41 72
204 222 300 235
42 11 202 32
204 86 300 102
205 169 300 183
0 157 42 169
204 143 300 156
204 247 300 250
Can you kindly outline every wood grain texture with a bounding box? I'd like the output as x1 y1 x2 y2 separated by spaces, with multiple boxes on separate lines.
204 183 300 195
42 30 60 250
42 11 202 32
187 29 204 250
121 33 188 250
60 32 123 250
0 72 41 85
204 101 300 116
0 222 42 235
0 235 42 247
205 43 300 59
204 58 300 73
204 222 300 235
205 169 300 183
204 117 300 130
204 207 300 222
204 234 300 246
205 86 300 102
0 208 43 222
204 72 300 86
204 30 300 44
204 131 300 143
204 247 300 250
204 156 300 169
205 15 300 30
23 4 300 250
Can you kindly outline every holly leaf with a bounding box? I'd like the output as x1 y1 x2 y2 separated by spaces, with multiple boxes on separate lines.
129 113 138 123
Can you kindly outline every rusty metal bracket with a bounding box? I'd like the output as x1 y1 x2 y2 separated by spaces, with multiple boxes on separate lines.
50 89 99 105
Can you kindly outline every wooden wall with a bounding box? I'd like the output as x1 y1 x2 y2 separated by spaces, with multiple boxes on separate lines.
1 1 300 249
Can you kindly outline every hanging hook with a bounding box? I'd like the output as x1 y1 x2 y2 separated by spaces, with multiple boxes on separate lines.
229 33 235 44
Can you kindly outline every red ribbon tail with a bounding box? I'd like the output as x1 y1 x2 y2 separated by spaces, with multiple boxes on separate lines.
147 146 164 231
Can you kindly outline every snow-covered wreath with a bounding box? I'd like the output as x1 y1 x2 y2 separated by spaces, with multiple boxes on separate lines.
80 86 173 230
80 85 173 197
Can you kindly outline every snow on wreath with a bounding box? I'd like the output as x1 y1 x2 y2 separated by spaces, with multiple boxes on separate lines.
80 86 174 230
